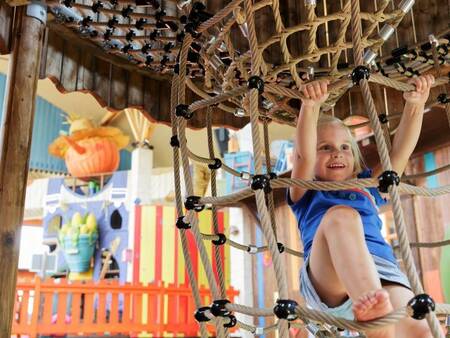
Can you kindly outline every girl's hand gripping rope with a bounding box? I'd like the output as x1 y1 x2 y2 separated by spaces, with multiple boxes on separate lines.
403 74 435 106
300 80 330 109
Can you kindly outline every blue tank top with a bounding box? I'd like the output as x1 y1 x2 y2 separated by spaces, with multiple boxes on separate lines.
288 169 397 264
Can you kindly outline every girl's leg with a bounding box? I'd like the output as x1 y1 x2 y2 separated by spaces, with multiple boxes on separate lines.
308 205 394 337
384 283 442 338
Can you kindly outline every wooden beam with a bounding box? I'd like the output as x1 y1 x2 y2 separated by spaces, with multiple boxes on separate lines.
5 0 30 6
0 5 46 336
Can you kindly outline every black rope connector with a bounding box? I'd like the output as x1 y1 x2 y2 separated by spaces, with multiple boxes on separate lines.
251 175 271 193
121 5 133 18
407 294 435 320
107 16 119 28
122 44 133 53
141 43 152 54
248 76 265 93
210 299 231 317
391 45 408 58
269 172 278 180
351 65 370 84
208 158 222 170
170 135 180 148
185 196 204 212
212 233 226 246
194 306 211 322
81 16 93 27
135 18 147 30
176 216 191 230
377 170 400 193
175 104 193 119
145 55 154 66
273 299 298 321
437 93 449 104
91 1 103 13
126 30 136 42
378 113 389 124
62 0 73 7
224 314 237 328
277 242 285 253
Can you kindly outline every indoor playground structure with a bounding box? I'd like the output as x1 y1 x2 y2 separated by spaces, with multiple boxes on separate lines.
0 0 449 337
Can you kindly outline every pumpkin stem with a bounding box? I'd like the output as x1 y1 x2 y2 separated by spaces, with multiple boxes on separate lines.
62 136 86 155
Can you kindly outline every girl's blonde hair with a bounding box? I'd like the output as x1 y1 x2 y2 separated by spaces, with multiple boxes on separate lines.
317 114 366 173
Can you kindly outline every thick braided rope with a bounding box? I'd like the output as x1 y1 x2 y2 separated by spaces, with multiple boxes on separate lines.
197 0 243 33
198 178 450 206
185 78 235 114
404 163 450 180
176 34 228 338
170 77 209 338
244 0 289 336
262 118 278 239
330 0 351 74
189 86 248 112
370 74 449 92
207 108 227 298
350 0 444 336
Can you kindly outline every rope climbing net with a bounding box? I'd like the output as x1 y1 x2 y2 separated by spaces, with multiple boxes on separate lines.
24 0 448 336
166 0 450 338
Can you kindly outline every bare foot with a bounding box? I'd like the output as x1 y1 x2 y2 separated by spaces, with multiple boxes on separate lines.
352 289 394 338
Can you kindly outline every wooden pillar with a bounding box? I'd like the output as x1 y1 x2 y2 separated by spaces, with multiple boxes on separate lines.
0 3 46 336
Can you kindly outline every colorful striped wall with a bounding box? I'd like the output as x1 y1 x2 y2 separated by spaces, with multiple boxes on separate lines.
133 205 230 289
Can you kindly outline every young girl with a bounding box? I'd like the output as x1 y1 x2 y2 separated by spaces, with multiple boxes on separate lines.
288 75 436 338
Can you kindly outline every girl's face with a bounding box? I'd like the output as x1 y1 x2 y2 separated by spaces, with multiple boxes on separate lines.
315 123 356 181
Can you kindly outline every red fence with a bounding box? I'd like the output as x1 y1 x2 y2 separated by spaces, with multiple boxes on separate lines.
12 278 239 337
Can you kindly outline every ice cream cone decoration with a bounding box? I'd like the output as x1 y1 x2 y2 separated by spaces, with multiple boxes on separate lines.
49 113 129 178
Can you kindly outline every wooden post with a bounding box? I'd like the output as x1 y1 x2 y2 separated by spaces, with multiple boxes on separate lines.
0 3 46 336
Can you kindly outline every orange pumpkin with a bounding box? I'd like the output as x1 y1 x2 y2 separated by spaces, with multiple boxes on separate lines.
65 137 120 178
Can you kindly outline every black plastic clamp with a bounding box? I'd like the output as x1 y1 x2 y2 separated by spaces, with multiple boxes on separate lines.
121 5 133 18
184 196 204 212
135 18 147 30
351 65 370 84
107 16 119 28
378 113 389 124
62 0 73 7
212 233 227 246
377 170 400 193
268 172 278 180
210 299 231 317
141 43 152 54
170 135 180 148
224 314 237 328
407 294 435 320
437 93 449 104
277 242 285 253
273 299 299 321
176 216 191 230
81 16 93 27
126 30 136 42
208 158 222 170
251 175 271 193
194 306 211 322
175 104 193 120
248 76 265 93
145 55 154 66
91 1 103 13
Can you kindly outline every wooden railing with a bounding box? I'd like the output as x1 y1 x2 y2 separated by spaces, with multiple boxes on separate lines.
12 278 239 337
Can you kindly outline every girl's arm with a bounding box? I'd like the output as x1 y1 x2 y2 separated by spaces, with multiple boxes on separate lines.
290 80 329 203
373 75 434 178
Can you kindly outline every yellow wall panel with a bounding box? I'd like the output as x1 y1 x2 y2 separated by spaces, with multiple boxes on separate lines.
140 206 156 284
197 210 212 288
162 206 175 285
